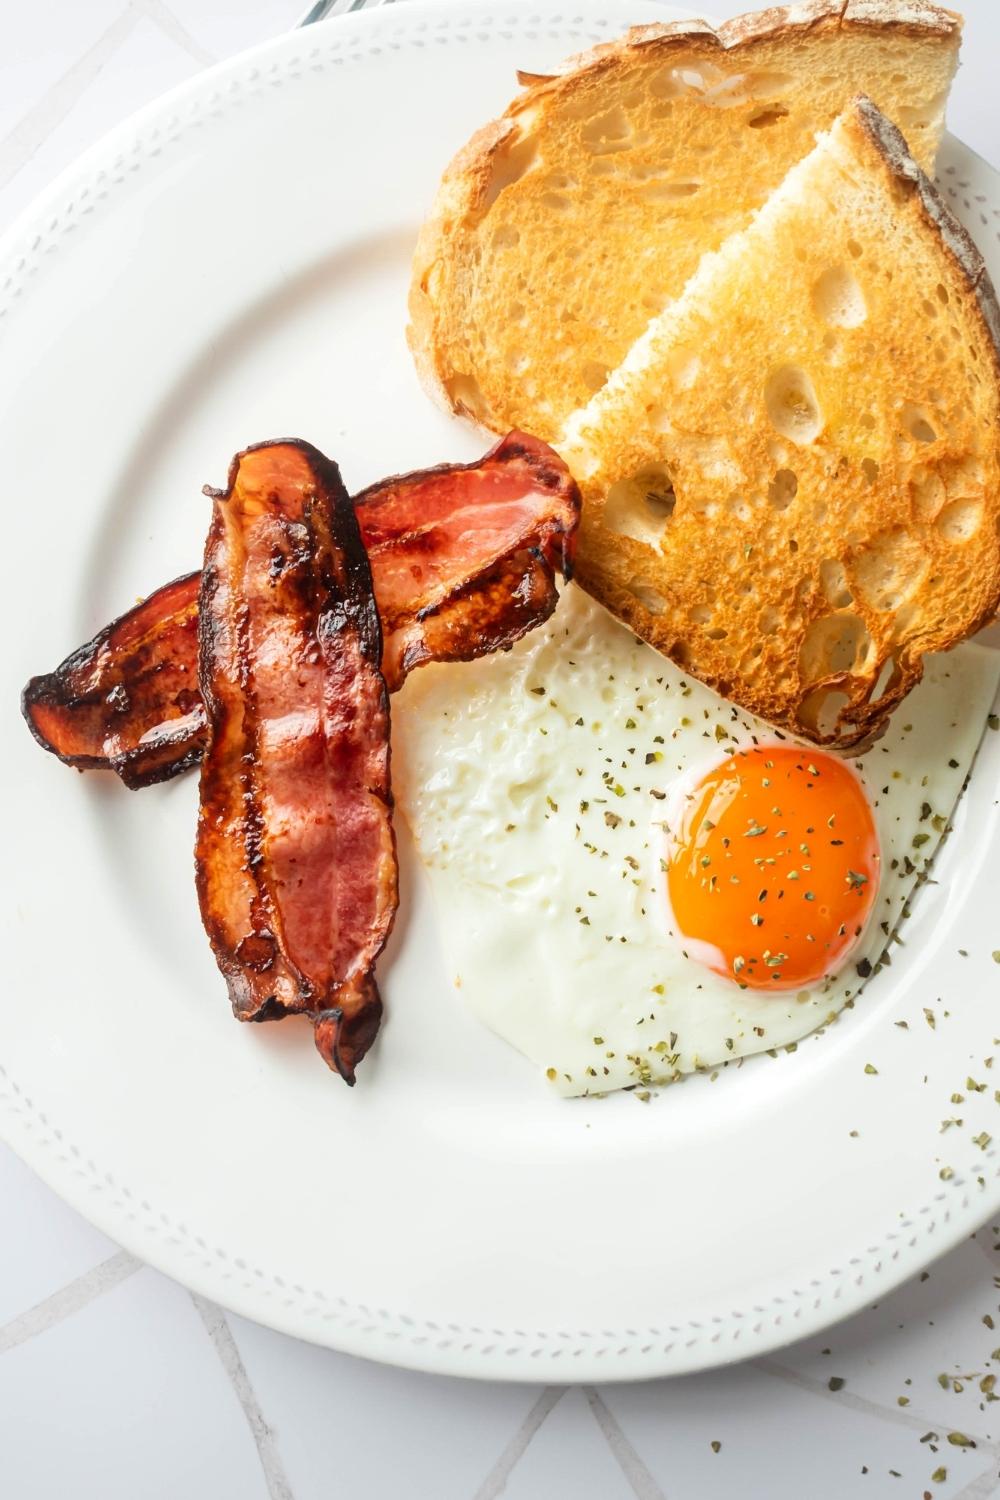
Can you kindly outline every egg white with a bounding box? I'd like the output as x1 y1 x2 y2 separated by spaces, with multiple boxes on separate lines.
391 587 1000 1096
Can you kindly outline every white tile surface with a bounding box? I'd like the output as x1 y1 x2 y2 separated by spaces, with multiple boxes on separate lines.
0 1270 271 1500
0 14 202 225
496 1389 643 1500
0 1147 118 1327
226 1313 547 1500
0 0 125 141
3 2 1000 1498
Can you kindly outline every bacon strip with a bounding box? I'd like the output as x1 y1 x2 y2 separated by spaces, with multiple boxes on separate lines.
196 441 396 1083
22 572 205 789
360 431 578 687
22 433 580 788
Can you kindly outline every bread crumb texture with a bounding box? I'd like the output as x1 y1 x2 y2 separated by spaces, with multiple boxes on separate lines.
408 1 961 439
561 103 1000 747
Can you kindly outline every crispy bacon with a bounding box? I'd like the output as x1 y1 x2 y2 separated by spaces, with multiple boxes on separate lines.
22 433 580 787
22 572 204 789
359 431 578 687
196 441 396 1083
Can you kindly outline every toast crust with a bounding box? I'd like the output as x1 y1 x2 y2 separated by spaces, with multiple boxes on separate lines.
563 97 1000 749
855 96 1000 378
546 1 961 80
409 3 962 440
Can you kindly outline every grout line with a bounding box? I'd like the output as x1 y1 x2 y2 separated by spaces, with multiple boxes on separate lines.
138 0 218 67
585 1388 668 1500
471 1386 566 1500
756 1358 1000 1452
190 1295 296 1500
952 1457 1000 1500
0 1249 141 1354
0 4 138 192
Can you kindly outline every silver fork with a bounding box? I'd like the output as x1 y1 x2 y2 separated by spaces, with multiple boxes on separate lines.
299 0 401 24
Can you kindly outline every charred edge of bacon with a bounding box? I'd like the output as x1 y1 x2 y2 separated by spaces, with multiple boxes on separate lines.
312 976 385 1086
387 549 560 689
21 571 205 787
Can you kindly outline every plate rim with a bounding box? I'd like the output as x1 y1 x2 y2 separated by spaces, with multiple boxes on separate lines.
3 0 1000 1382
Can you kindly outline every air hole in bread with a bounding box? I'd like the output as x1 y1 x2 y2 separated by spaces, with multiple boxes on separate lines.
581 106 633 155
626 579 667 616
910 466 944 521
861 458 879 486
640 180 700 201
936 283 950 305
765 366 823 445
768 468 798 510
691 603 713 625
935 497 984 543
853 531 929 613
868 657 901 706
748 106 790 129
812 265 866 328
444 373 488 424
859 413 876 431
605 467 677 548
799 612 872 683
706 69 795 107
820 559 853 610
847 239 863 260
901 404 937 444
944 453 985 495
541 192 572 212
649 65 715 100
706 627 728 641
493 225 520 250
589 159 618 177
798 688 851 740
508 300 526 323
921 297 938 319
789 538 799 554
482 132 539 211
582 361 610 394
760 606 780 636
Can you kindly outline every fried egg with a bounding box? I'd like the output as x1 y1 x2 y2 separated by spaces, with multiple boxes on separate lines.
391 588 999 1096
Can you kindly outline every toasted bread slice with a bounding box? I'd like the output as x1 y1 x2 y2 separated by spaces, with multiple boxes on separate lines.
408 2 962 443
559 99 1000 749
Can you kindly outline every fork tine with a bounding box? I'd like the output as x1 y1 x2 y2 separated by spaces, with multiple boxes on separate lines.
299 0 388 23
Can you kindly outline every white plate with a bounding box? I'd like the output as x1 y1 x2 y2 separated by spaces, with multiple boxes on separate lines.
3 0 1000 1382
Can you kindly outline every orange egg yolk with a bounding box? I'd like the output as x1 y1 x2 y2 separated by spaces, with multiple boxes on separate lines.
666 746 880 990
